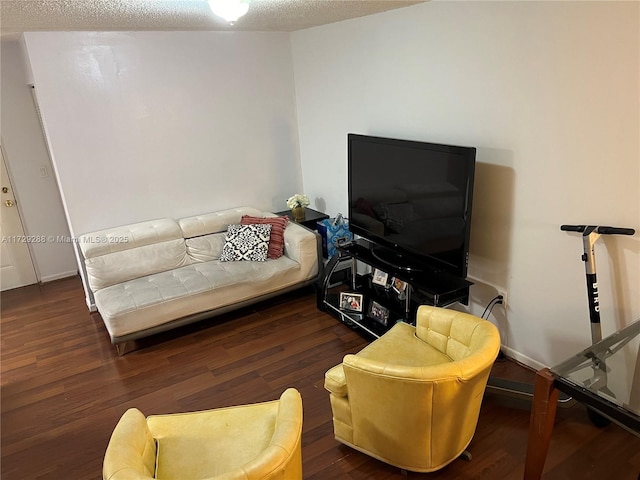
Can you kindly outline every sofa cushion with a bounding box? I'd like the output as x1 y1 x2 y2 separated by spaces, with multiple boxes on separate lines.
94 255 303 339
220 224 272 262
178 207 263 238
79 218 190 291
84 239 191 291
185 233 226 263
80 218 183 258
241 215 289 259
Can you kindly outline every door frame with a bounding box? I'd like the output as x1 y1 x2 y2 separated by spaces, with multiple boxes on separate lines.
1 144 40 289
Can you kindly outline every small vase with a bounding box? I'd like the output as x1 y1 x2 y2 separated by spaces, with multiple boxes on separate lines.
292 206 306 222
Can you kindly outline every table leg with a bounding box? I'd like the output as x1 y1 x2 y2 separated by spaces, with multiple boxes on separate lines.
628 342 640 412
524 368 559 480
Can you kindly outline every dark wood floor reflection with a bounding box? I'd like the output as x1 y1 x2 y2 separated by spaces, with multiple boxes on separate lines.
2 276 639 479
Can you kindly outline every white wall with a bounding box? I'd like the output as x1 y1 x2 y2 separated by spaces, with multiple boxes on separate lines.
1 37 77 282
291 1 640 368
22 31 302 237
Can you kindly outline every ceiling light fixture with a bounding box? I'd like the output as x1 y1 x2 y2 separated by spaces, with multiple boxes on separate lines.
208 0 251 23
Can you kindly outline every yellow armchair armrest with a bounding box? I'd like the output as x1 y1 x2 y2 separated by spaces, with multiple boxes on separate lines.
103 408 157 480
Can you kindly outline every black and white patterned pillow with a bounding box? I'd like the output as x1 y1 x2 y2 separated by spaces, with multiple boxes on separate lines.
220 224 272 262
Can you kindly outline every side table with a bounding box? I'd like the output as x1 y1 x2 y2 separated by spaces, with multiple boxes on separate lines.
276 208 329 231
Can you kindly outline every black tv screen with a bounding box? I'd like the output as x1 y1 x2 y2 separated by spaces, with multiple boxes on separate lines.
347 133 476 278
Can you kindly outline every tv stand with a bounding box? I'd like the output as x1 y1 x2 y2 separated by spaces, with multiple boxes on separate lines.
371 245 424 272
317 239 473 338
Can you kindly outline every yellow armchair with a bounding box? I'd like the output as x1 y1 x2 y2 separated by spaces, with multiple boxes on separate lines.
103 388 303 480
324 306 500 473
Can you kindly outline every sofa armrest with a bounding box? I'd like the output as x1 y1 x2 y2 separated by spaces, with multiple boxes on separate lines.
283 222 321 279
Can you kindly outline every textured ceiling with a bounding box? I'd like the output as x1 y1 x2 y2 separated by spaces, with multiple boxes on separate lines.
0 0 426 36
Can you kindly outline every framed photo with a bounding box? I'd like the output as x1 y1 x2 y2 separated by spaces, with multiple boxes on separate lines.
339 292 364 312
372 268 389 287
391 277 408 297
368 300 390 326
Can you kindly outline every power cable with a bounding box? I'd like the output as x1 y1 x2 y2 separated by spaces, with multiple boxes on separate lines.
481 295 504 320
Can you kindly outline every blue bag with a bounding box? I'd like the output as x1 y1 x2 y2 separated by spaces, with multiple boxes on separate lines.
317 215 353 258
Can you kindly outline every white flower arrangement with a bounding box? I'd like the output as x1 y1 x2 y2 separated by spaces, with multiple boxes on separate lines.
286 194 310 209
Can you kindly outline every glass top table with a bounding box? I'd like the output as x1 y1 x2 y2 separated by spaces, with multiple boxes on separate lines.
524 319 640 479
551 319 640 427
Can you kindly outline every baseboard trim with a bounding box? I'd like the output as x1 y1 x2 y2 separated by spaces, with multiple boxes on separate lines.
500 344 547 372
39 270 78 284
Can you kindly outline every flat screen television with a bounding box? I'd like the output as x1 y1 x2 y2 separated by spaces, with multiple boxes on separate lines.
347 133 476 278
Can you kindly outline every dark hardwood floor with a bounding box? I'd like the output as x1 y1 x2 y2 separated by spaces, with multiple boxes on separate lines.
2 276 639 479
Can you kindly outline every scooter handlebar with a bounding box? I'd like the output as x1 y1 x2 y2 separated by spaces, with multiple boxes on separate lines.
561 224 635 235
597 226 635 235
561 224 585 232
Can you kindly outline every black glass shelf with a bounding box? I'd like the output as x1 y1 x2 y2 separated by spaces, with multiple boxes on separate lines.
338 239 472 301
317 239 473 338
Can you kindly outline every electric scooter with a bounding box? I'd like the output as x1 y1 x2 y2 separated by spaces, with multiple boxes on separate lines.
560 224 635 344
486 224 635 412
559 224 636 425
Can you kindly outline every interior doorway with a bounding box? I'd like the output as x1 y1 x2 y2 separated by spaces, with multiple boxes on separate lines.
1 145 38 291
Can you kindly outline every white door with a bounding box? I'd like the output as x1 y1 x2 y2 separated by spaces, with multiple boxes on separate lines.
1 146 38 290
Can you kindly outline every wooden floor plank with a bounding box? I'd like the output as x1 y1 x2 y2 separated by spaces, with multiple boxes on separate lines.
1 276 639 479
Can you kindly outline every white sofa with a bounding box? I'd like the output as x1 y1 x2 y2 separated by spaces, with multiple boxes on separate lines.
78 207 321 354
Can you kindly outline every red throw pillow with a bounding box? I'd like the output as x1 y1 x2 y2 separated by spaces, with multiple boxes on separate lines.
240 215 289 259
